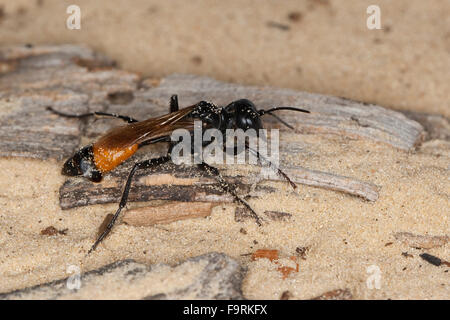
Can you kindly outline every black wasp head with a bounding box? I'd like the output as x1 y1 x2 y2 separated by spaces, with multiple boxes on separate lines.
225 99 263 131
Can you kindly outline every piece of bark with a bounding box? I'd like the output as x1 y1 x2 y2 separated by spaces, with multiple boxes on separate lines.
123 202 216 226
154 74 424 150
59 156 379 210
281 166 379 201
40 226 67 236
401 111 450 141
0 45 423 156
393 232 449 249
250 249 299 279
1 44 427 210
251 249 279 262
0 45 138 160
58 162 237 210
0 253 244 300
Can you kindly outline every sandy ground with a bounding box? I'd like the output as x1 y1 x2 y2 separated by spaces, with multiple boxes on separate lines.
0 0 449 117
0 134 448 299
0 0 449 299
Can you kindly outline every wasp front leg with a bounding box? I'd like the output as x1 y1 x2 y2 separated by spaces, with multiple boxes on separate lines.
197 161 262 226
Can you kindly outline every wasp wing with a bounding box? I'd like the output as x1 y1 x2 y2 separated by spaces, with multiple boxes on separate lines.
93 106 196 150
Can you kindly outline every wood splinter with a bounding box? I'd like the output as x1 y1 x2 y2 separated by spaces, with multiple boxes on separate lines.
123 202 216 226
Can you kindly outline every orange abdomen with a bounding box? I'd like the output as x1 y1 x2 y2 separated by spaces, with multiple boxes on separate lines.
93 144 138 173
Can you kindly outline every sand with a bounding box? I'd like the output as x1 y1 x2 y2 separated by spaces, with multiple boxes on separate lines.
0 0 449 117
0 135 448 299
0 0 448 299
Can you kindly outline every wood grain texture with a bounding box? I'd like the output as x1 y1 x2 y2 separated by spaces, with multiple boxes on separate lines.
0 45 428 210
154 74 425 150
0 45 138 160
123 202 216 226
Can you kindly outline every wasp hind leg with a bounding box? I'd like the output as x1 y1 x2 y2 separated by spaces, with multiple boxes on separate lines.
197 161 262 226
47 106 139 123
88 155 171 254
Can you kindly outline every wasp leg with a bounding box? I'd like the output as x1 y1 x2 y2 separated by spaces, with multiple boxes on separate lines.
244 142 297 190
197 161 262 226
223 142 297 190
169 94 179 112
46 106 139 123
88 155 171 254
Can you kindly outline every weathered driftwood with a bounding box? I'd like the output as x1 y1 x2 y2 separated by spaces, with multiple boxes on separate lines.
58 157 380 211
0 45 427 214
0 253 244 299
151 74 425 150
0 45 137 160
400 111 450 142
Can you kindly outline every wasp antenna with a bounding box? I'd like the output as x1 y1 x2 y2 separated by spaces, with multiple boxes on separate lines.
259 106 310 115
259 107 309 129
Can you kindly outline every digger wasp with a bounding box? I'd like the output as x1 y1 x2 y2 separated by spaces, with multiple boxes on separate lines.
48 95 309 253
